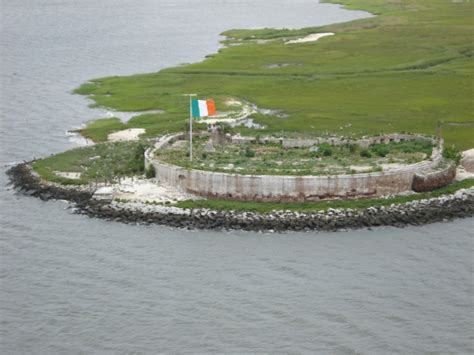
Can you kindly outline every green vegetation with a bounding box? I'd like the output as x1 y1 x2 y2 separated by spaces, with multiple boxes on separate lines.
175 179 474 213
32 141 150 185
443 145 462 165
155 136 433 175
74 0 473 149
145 164 156 179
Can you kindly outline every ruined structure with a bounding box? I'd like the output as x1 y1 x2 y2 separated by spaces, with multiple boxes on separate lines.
145 133 454 202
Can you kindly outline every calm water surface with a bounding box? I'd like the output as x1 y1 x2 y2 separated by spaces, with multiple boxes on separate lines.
1 1 472 353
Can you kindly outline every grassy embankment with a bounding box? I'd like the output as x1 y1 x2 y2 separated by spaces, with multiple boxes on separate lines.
31 141 150 185
74 0 473 149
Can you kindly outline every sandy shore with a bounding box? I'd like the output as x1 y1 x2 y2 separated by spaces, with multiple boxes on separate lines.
286 32 334 45
108 128 146 142
106 177 201 204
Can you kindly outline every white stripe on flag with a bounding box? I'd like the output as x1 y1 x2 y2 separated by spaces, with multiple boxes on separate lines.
198 100 208 117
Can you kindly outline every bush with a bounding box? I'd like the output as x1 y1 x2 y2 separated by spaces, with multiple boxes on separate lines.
201 152 208 159
372 145 390 157
322 147 332 156
443 145 462 164
360 149 372 158
145 164 156 179
245 147 256 158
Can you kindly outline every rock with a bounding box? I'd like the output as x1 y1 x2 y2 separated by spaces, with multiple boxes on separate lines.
204 139 215 153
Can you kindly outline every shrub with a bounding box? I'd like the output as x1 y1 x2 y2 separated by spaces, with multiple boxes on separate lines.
372 145 390 157
201 152 208 159
360 149 372 158
443 145 462 164
322 147 332 156
145 164 156 179
245 147 256 158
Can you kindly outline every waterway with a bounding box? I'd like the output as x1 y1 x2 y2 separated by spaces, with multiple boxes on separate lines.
1 1 472 352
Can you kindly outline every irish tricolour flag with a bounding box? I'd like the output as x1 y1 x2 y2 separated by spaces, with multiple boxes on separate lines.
192 99 216 118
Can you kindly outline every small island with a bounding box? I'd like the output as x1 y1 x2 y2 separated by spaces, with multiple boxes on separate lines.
7 0 474 231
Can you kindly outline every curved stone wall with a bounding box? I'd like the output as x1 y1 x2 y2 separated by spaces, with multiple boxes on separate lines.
412 161 456 192
145 134 445 202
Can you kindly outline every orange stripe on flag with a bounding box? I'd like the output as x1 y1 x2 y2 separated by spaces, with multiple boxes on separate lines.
206 99 216 116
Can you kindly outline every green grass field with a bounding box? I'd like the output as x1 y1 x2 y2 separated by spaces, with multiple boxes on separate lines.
74 0 473 149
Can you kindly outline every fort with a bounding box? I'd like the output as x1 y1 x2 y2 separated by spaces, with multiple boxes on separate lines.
145 132 455 202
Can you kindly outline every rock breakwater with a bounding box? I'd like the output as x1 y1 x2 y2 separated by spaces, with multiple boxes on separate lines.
7 163 474 232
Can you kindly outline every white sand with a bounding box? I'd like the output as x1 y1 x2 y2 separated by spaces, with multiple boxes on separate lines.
54 171 81 179
199 100 257 126
224 98 243 107
286 32 334 45
112 177 201 203
380 163 407 171
108 128 146 142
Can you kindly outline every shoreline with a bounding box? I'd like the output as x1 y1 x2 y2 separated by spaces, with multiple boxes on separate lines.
7 163 474 232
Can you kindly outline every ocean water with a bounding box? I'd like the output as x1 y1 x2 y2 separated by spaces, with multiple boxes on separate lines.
0 0 472 353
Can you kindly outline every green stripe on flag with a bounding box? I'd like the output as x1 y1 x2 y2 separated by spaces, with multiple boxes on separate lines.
191 99 200 118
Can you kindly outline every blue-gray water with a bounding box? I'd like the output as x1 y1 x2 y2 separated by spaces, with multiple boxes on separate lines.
0 1 472 353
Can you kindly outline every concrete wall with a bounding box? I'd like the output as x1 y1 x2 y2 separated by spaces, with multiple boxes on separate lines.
412 162 456 192
145 133 444 201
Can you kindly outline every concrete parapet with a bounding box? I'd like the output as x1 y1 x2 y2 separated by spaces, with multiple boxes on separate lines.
412 161 456 192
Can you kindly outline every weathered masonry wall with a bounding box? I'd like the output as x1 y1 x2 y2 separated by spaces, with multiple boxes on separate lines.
412 162 456 192
145 134 447 202
232 133 428 149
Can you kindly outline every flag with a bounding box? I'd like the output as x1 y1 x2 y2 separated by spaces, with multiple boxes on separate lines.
192 99 216 118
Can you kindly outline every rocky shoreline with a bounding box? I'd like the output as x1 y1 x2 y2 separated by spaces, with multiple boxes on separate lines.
7 163 474 232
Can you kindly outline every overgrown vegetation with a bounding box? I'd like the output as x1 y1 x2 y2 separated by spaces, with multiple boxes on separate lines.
443 145 462 165
32 141 151 185
175 179 474 213
74 0 474 149
145 164 156 179
155 136 434 176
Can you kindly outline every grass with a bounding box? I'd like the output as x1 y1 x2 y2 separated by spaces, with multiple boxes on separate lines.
74 0 473 149
32 141 150 185
174 179 474 213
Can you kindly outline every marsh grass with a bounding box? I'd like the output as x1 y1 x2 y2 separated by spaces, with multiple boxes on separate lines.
73 0 473 149
32 141 151 185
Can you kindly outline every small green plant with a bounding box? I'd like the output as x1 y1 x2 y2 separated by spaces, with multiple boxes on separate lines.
201 152 208 159
245 147 256 158
322 147 332 157
443 145 462 164
372 145 390 157
145 164 156 179
360 149 372 158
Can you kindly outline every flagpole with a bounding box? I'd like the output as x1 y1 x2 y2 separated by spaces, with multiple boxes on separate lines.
184 94 196 162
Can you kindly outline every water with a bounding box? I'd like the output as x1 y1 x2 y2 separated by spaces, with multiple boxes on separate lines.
0 1 472 353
